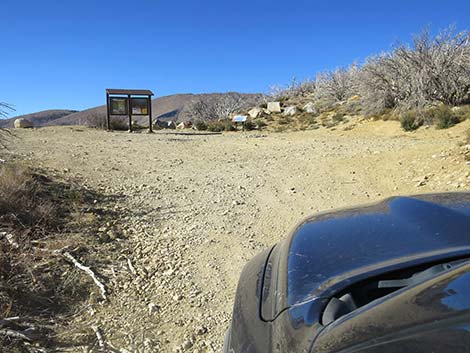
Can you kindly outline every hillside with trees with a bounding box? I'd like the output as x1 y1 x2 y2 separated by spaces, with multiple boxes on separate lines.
236 28 470 132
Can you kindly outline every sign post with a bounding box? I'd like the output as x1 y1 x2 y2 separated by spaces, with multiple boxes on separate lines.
232 115 248 131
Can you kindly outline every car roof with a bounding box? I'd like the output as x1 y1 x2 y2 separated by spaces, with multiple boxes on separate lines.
286 193 470 307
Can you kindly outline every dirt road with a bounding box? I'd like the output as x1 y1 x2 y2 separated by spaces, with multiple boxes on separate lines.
6 119 470 352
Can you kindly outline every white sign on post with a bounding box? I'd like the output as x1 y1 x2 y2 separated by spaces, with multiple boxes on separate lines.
232 115 247 123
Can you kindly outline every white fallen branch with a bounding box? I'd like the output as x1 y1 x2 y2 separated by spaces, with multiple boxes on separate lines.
2 316 20 322
23 343 47 353
92 325 105 350
58 251 107 301
127 258 136 275
0 317 23 328
0 328 32 341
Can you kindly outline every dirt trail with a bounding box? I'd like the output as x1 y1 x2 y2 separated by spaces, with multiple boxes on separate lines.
6 119 470 352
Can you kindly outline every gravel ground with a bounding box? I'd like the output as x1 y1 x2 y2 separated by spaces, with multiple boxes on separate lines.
5 118 470 352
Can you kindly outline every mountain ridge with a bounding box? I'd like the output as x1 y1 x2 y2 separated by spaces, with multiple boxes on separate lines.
2 92 262 127
0 109 78 128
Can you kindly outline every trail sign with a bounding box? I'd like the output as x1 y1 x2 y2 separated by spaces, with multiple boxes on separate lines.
110 97 128 115
130 98 149 115
106 89 154 132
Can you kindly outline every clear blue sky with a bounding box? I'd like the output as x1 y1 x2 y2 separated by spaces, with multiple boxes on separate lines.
2 0 470 116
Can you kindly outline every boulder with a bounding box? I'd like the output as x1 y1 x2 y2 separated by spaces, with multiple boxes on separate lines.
303 102 318 114
154 120 176 129
248 107 263 119
14 118 33 128
283 106 298 116
267 102 282 113
154 119 167 129
177 121 192 129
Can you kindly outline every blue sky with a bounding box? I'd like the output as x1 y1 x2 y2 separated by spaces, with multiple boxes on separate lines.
1 0 470 116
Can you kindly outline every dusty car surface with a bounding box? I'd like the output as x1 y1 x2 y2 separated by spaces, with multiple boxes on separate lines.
224 193 470 353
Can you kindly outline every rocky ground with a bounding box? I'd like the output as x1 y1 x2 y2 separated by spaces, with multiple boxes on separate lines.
4 118 470 352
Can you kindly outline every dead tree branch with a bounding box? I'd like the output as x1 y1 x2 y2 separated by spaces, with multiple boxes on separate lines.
57 251 107 301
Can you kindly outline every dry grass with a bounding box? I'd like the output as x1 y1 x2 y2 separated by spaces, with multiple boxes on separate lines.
0 162 119 351
0 164 59 229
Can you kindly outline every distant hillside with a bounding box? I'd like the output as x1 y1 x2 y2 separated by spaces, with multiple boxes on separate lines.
0 109 77 128
48 92 262 127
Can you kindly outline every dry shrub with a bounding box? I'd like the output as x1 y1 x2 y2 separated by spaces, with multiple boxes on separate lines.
332 112 346 123
297 112 317 126
400 111 422 131
278 116 292 125
243 120 256 131
0 164 59 229
206 119 236 132
453 105 470 121
86 113 107 129
110 118 129 131
194 120 208 131
87 114 129 131
428 105 460 129
274 125 288 132
254 119 268 129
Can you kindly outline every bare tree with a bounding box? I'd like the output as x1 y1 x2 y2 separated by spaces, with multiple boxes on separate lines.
268 77 316 101
0 102 15 118
359 27 470 115
265 27 470 117
214 94 246 119
409 28 470 106
359 53 408 115
0 102 15 147
187 93 249 121
314 65 358 105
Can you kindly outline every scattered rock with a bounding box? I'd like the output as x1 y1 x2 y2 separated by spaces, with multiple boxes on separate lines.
283 106 298 116
302 102 318 114
415 175 429 187
182 340 193 350
177 121 193 129
248 107 263 119
148 302 159 315
173 294 183 301
267 102 281 113
196 325 208 335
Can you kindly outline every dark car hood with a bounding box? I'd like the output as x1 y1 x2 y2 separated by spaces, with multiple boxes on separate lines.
261 193 470 321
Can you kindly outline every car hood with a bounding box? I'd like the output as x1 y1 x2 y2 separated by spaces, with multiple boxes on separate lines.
261 193 470 321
